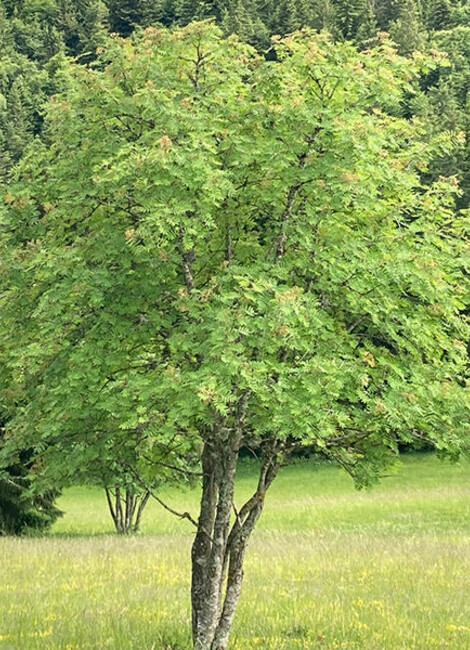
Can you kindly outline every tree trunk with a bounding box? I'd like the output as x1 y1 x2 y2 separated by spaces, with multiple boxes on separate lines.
133 490 151 533
105 487 151 534
190 409 282 650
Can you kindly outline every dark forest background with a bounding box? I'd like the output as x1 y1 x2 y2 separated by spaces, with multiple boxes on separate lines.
2 0 470 204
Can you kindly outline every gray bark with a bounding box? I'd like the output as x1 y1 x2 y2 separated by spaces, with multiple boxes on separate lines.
190 397 282 650
105 487 151 534
134 490 150 532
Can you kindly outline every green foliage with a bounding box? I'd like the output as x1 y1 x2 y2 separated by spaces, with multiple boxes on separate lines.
106 0 171 35
333 0 367 40
389 0 426 54
1 0 107 62
271 0 303 34
221 0 270 48
0 471 61 535
309 0 338 35
425 0 452 31
0 0 106 180
0 418 61 535
0 47 63 180
177 0 218 26
374 0 412 28
1 24 469 492
415 26 470 207
356 0 379 48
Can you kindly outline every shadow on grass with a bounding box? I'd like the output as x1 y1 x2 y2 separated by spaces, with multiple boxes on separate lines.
48 530 122 538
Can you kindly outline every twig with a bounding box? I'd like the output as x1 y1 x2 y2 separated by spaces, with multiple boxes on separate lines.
122 461 198 527
152 493 198 528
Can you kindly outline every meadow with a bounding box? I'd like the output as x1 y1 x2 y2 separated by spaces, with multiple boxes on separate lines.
1 453 470 649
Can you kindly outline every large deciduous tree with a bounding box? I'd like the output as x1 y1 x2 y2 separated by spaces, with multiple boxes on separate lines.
1 24 469 649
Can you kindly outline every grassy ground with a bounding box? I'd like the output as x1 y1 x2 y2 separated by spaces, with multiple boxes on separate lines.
1 453 470 649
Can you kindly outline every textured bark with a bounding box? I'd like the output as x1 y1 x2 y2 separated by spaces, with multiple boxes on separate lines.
182 247 195 292
191 442 219 643
134 490 150 532
211 449 280 649
105 487 117 527
191 423 242 649
191 397 282 650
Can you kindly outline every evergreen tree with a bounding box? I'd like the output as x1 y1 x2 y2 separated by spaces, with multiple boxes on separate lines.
374 0 408 27
107 0 167 35
55 0 108 57
333 0 367 40
140 0 178 27
221 0 269 48
0 4 13 50
0 49 53 179
450 2 470 28
425 0 451 31
271 0 302 34
424 26 470 208
389 0 426 54
177 0 218 26
356 0 379 46
0 420 62 536
0 466 62 535
310 0 338 36
107 0 135 34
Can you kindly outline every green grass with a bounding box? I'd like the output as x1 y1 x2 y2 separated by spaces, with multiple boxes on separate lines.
1 453 470 649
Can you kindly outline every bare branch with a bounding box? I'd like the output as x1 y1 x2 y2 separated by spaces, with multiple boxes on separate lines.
225 222 233 263
346 314 368 334
182 248 196 291
274 182 301 259
152 492 198 527
121 460 198 527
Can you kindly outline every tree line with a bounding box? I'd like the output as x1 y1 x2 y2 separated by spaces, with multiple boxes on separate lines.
3 1 470 197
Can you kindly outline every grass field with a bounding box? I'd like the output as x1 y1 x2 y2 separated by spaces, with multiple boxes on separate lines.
1 453 470 649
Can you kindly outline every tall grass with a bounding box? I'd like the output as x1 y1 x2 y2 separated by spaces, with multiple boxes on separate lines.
1 453 470 649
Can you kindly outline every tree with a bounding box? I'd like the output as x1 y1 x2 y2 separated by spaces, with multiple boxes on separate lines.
0 416 62 535
424 0 451 31
310 0 339 36
271 0 302 34
356 0 379 47
1 24 469 649
106 0 176 35
221 0 269 48
0 44 63 180
25 411 199 534
0 0 98 180
333 0 367 40
177 0 218 26
450 2 470 28
389 0 427 55
54 0 109 58
374 0 410 27
414 26 470 208
0 469 61 535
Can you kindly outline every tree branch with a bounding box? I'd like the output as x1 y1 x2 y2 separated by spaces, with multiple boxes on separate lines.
121 461 198 527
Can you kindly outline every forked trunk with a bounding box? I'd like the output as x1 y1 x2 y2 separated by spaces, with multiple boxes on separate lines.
190 421 281 650
105 486 150 534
